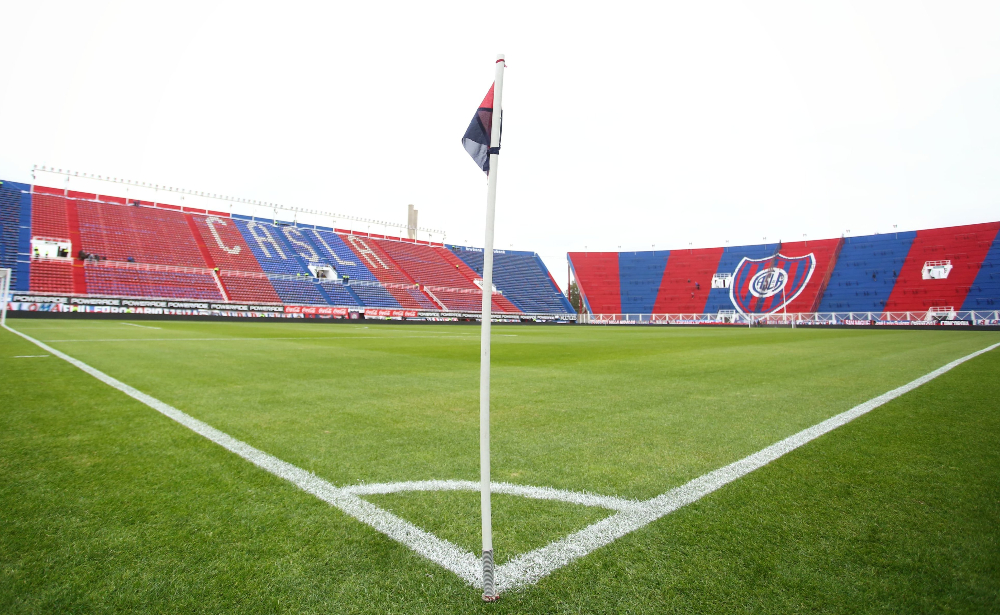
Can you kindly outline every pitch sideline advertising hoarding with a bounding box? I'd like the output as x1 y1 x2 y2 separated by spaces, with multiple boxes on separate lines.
5 294 577 322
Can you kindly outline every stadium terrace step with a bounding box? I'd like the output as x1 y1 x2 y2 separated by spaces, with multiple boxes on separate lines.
83 260 223 301
339 234 433 309
191 214 283 303
452 247 572 314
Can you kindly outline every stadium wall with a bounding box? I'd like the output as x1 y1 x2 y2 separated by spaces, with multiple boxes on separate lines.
0 178 575 320
569 221 1000 319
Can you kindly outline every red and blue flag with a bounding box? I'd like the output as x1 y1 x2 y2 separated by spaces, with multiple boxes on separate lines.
463 83 500 174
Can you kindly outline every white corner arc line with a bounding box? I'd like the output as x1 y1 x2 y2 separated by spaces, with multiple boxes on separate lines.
342 479 641 512
1 324 482 587
4 322 997 594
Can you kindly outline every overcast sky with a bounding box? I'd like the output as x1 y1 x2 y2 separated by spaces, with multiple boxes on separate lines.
1 1 998 289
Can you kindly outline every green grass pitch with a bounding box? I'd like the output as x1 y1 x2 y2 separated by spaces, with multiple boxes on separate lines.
1 319 998 613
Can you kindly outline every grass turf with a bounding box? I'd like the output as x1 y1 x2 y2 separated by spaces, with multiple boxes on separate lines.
1 319 998 613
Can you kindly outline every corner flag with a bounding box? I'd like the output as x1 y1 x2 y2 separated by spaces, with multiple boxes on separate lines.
465 54 505 602
462 84 499 174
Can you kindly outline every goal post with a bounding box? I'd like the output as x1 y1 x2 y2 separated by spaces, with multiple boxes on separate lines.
0 268 11 327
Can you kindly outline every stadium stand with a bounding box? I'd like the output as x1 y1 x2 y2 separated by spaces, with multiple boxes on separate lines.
570 223 1000 316
231 218 334 305
8 176 999 320
375 239 469 288
304 229 401 308
76 197 207 267
28 189 84 294
653 248 723 314
372 239 519 313
0 181 26 290
883 222 1000 312
4 180 573 315
819 223 1000 313
450 247 574 314
85 261 223 301
339 235 436 309
190 215 282 303
964 232 1000 311
565 252 620 315
26 258 75 294
618 251 669 314
818 232 918 312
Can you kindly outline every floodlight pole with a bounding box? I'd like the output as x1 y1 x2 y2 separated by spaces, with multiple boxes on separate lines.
479 53 505 602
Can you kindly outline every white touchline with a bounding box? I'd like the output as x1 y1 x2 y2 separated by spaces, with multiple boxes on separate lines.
13 355 49 358
3 322 996 594
43 335 477 343
120 323 162 329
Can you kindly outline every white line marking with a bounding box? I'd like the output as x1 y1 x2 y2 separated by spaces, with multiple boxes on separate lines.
494 341 1000 591
13 355 49 358
120 322 162 329
42 335 477 343
2 324 482 587
7 326 139 330
343 480 640 512
4 322 996 594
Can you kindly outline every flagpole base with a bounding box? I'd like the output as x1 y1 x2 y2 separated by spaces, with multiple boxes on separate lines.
481 549 498 602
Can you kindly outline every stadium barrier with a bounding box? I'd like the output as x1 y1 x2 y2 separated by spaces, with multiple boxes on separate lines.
581 311 1000 326
3 291 577 323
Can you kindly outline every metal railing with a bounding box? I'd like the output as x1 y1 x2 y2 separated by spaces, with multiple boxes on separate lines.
579 310 1000 324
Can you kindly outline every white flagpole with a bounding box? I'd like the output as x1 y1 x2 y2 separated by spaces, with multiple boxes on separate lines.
480 52 505 602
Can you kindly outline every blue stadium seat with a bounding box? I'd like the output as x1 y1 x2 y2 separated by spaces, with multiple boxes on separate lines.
817 233 916 312
449 247 573 313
